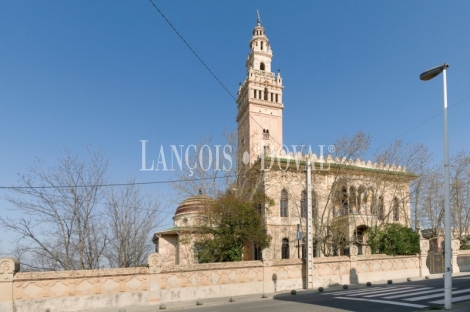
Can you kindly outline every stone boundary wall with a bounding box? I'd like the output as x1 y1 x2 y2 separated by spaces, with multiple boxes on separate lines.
159 260 265 303
458 250 470 272
0 246 456 312
13 266 148 312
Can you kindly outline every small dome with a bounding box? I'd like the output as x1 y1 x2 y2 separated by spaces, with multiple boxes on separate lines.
174 195 212 216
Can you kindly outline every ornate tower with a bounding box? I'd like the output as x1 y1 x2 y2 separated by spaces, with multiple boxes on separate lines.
236 13 284 165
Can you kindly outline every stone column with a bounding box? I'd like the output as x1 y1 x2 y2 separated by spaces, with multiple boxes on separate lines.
419 239 430 277
451 239 460 273
0 257 19 312
261 248 274 294
148 252 162 304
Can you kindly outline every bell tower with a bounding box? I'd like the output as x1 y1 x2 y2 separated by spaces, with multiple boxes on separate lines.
236 12 284 165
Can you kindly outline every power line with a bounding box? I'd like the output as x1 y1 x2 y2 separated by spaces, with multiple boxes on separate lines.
147 0 284 150
376 94 470 150
149 0 470 155
0 175 237 190
148 0 234 100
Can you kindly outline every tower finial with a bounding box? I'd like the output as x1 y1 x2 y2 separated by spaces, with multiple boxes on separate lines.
257 9 261 25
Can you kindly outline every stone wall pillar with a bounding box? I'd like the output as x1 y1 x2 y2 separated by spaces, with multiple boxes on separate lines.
0 258 19 312
261 248 274 293
147 252 162 304
419 239 430 277
451 239 460 274
348 245 358 284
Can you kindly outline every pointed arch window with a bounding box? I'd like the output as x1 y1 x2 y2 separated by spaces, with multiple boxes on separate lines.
193 244 201 264
312 191 318 219
393 197 400 221
282 238 289 259
378 196 384 220
280 190 288 217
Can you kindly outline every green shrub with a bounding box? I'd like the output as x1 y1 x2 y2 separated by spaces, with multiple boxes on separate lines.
366 224 420 256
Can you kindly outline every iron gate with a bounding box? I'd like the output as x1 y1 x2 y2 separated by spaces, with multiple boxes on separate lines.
427 251 444 274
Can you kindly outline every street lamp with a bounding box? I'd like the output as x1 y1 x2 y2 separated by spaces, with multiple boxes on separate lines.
420 63 451 310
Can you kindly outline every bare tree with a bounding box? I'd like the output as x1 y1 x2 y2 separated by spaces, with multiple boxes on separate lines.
0 145 108 271
104 181 162 268
374 140 432 230
172 132 238 200
418 151 470 246
1 144 167 270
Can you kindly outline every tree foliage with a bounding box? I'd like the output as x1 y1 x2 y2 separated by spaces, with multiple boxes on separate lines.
195 192 271 263
366 224 420 256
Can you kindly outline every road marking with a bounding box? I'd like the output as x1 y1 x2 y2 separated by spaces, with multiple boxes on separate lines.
363 287 433 298
328 286 402 295
335 296 428 308
430 294 470 304
383 288 454 299
405 288 470 301
344 286 416 296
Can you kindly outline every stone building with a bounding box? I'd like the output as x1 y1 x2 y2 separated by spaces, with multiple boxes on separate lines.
154 15 416 266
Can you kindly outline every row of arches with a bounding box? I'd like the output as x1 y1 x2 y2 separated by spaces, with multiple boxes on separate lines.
280 187 401 221
333 185 400 221
253 87 279 102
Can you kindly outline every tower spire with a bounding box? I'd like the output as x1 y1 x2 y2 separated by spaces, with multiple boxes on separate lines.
257 9 261 25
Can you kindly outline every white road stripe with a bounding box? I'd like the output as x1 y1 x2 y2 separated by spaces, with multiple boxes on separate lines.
363 287 433 298
430 294 470 304
383 288 454 299
405 288 470 301
343 286 416 297
327 287 394 295
335 296 428 308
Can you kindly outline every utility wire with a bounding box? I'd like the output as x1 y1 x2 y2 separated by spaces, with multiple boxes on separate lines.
148 0 234 100
148 0 284 150
0 175 238 190
376 94 470 150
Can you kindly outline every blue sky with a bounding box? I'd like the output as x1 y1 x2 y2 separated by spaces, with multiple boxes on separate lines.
1 1 470 251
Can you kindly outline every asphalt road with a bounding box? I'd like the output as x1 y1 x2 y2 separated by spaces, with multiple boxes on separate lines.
173 276 470 312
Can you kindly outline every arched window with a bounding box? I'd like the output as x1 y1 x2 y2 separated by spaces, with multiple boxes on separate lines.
393 197 400 221
261 41 264 50
349 186 357 212
378 196 384 220
282 238 289 259
280 190 288 217
312 191 318 219
300 191 307 218
370 192 377 215
340 186 348 215
264 87 268 100
193 244 201 264
260 62 265 71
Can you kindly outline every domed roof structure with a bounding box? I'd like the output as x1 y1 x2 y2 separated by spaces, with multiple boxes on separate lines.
174 194 212 217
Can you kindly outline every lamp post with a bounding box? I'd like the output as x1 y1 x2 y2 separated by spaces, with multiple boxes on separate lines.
420 63 451 310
